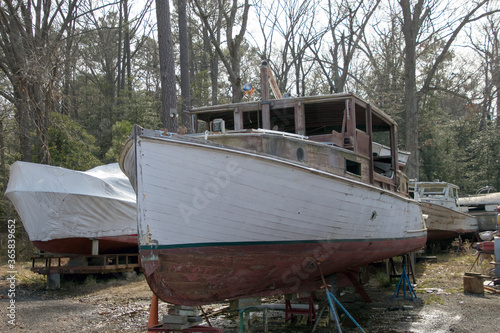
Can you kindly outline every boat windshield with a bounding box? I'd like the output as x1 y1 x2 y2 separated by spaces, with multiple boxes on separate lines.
420 187 446 196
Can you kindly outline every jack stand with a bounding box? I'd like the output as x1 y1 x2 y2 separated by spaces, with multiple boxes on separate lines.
147 294 159 332
393 258 417 301
313 262 366 333
237 307 268 333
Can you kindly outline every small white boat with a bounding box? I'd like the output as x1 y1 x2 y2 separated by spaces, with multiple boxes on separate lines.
411 181 477 241
120 88 427 305
5 162 137 255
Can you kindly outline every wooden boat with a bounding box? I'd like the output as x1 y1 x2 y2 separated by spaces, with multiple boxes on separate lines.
410 181 478 241
458 187 500 231
120 76 426 305
5 162 137 255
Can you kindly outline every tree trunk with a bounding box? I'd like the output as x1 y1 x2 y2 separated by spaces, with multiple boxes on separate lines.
14 89 32 163
156 0 177 131
400 0 424 180
209 27 219 105
194 0 249 104
178 0 192 130
0 118 12 220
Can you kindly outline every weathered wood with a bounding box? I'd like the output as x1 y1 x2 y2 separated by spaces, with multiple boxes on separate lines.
260 61 271 129
31 253 140 275
294 102 305 136
463 275 484 294
267 66 282 99
345 99 356 148
233 107 243 130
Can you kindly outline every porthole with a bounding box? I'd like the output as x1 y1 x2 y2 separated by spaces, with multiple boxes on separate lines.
296 147 305 161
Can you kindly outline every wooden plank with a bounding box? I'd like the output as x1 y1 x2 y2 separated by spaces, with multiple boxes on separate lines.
233 107 243 130
260 62 271 129
294 102 305 136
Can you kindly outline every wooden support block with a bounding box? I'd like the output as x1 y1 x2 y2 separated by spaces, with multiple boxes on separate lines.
162 322 192 330
47 273 60 289
168 305 198 316
463 275 484 295
229 297 261 310
162 315 188 324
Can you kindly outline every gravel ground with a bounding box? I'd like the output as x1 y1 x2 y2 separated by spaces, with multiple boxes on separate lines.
1 249 500 332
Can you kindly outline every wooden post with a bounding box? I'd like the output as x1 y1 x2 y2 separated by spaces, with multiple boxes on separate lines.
345 98 356 148
260 60 271 129
233 107 243 130
294 102 305 136
47 273 60 289
391 124 399 187
91 239 99 256
366 104 374 184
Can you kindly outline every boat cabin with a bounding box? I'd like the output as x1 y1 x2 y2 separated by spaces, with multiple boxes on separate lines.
410 181 464 211
188 64 408 196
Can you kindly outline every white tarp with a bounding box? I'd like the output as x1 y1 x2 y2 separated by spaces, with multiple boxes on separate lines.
5 162 137 242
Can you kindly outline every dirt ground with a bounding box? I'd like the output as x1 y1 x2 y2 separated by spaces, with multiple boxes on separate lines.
1 246 500 333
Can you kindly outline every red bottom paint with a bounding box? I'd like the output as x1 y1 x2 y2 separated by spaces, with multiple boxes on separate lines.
141 237 426 305
32 234 138 255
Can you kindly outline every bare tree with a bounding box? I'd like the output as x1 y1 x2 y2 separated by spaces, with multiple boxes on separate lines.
252 0 323 97
117 0 132 97
194 0 250 103
358 6 406 123
0 0 79 164
468 15 500 128
399 0 499 179
61 12 79 119
117 0 155 99
311 0 381 93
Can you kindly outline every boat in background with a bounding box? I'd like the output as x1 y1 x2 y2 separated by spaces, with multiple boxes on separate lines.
372 142 410 172
411 181 477 241
458 186 500 231
120 70 427 306
5 162 137 255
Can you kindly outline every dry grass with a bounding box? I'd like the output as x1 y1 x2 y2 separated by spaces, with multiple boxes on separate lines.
0 262 147 299
0 262 46 291
415 242 489 293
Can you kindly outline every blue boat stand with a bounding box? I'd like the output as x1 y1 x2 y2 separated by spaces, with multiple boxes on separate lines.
392 261 417 301
313 262 366 332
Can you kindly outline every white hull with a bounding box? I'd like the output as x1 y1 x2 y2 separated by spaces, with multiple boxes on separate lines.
125 133 426 248
419 202 478 240
411 181 478 240
120 129 427 304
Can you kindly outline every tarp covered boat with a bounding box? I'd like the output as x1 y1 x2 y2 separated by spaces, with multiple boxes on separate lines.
5 162 137 255
459 187 500 231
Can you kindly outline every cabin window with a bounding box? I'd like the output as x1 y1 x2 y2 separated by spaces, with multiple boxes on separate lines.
345 159 361 176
